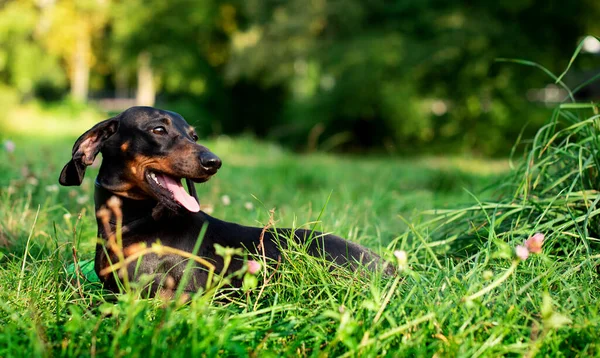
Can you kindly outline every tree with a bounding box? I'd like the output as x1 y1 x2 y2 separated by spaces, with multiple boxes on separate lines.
224 0 596 154
0 1 65 101
38 0 109 102
109 0 220 107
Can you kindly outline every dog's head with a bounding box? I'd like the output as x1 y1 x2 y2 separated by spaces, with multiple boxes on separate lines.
59 106 221 212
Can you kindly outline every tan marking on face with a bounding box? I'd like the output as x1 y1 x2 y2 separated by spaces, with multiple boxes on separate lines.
127 155 177 188
122 152 210 199
121 141 130 152
131 155 174 176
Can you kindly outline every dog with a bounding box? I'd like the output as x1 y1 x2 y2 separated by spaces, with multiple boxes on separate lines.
59 106 392 295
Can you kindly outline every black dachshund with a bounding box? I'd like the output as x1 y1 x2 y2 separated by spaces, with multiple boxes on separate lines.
59 106 392 295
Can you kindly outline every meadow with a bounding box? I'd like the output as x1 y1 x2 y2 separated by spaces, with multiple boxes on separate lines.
0 100 599 357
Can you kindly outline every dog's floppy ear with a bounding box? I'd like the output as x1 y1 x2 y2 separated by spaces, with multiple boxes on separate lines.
59 117 119 186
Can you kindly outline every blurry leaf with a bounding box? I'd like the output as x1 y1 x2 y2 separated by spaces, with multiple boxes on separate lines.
242 272 258 291
99 302 120 317
492 240 513 260
541 292 572 330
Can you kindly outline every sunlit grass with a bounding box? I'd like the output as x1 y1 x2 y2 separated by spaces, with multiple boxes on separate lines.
1 76 600 355
2 102 104 138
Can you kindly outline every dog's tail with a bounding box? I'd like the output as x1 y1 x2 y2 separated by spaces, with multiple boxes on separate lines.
275 228 396 276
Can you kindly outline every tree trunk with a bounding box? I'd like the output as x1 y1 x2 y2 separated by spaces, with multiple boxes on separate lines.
136 52 155 106
115 69 129 98
71 32 90 102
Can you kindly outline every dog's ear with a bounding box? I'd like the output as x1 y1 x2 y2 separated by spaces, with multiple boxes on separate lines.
59 117 119 186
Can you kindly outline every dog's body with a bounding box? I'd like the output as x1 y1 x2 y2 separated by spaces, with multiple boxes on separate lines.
60 107 391 295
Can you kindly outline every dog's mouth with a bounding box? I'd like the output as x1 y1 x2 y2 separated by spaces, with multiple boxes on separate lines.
145 170 201 212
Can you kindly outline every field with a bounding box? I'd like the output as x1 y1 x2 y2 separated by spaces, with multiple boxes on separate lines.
1 105 599 356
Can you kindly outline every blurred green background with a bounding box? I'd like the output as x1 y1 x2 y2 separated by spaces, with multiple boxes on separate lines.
0 0 599 155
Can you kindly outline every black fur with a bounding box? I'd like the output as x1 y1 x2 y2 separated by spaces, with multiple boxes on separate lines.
60 106 393 295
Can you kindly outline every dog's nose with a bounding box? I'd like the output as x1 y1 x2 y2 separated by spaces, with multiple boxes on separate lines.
200 152 222 170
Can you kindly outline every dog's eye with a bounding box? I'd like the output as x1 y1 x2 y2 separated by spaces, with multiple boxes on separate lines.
192 134 199 141
152 126 167 135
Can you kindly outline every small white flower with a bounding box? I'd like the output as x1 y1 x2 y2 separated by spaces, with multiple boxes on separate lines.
244 202 254 210
515 245 529 261
4 140 15 153
221 195 231 206
45 184 59 193
525 232 544 254
394 250 407 263
63 213 72 221
483 270 494 280
76 196 89 204
247 260 261 274
393 250 408 270
26 177 39 186
201 205 214 215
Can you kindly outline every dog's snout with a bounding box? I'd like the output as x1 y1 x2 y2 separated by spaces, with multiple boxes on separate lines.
200 152 222 170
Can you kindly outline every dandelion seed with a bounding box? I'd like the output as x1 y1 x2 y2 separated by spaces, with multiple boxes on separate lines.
45 184 59 193
244 202 254 210
525 232 544 254
247 260 261 274
221 195 231 206
515 245 529 261
3 140 15 153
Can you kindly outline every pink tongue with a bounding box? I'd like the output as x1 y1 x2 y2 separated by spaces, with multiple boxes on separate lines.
157 174 200 212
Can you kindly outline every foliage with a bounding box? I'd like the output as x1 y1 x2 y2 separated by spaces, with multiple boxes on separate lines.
412 57 600 261
0 1 66 99
0 1 599 154
108 0 218 92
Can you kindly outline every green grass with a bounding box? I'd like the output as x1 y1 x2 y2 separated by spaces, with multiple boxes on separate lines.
1 94 599 356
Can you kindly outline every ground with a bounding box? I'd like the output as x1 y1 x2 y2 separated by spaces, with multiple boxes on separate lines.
0 106 598 356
